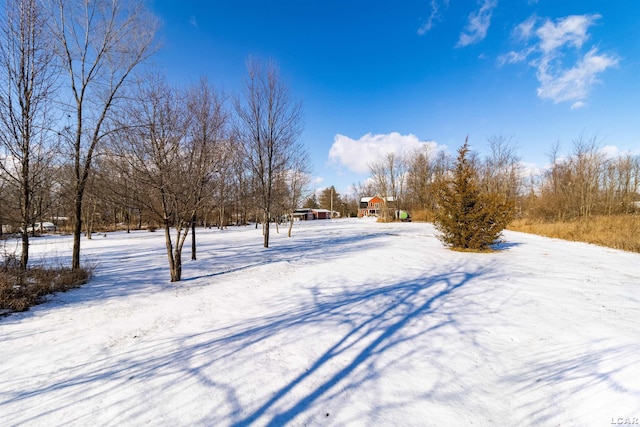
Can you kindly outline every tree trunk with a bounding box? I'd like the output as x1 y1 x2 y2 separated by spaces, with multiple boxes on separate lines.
126 208 131 233
173 247 182 282
85 200 96 240
288 214 294 238
20 164 29 270
20 230 29 271
191 214 196 261
164 221 178 282
20 153 30 271
263 211 270 248
72 189 83 270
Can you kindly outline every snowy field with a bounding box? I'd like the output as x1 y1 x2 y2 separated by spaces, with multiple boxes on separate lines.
1 218 639 426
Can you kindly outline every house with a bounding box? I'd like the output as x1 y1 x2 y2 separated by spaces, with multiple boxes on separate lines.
293 208 314 220
358 196 395 217
292 208 332 220
312 209 332 220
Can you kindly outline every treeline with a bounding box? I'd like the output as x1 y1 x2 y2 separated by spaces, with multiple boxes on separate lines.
527 138 640 220
357 135 639 223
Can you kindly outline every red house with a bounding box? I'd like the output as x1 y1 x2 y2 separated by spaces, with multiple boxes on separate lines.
358 196 389 217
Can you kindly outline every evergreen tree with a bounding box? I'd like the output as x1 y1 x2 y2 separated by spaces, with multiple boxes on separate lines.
319 186 340 211
434 138 515 250
303 194 319 209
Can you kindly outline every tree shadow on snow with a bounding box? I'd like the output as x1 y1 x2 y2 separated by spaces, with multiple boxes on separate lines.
490 241 522 251
229 266 488 427
184 229 385 282
2 226 388 320
500 341 640 425
0 261 495 426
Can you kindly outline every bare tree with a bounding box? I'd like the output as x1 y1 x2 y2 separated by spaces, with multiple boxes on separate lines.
369 152 408 221
479 135 522 199
233 58 304 248
113 77 183 281
49 0 158 269
184 78 228 260
569 136 604 219
225 143 254 227
94 149 145 232
531 136 640 220
112 75 223 282
282 156 311 237
405 145 435 212
477 135 522 218
0 0 57 270
537 141 571 220
609 154 640 213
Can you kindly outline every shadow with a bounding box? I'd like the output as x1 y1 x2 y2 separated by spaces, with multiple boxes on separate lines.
490 241 522 251
0 260 495 426
184 228 385 283
2 223 389 320
233 266 487 427
501 341 640 425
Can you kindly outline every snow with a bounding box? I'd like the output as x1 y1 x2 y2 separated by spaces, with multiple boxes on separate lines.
1 219 639 426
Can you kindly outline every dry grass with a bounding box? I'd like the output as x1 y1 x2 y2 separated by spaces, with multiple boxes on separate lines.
0 256 91 315
406 209 435 223
508 215 640 253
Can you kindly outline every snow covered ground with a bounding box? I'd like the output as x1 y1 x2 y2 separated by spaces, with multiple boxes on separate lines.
1 218 639 426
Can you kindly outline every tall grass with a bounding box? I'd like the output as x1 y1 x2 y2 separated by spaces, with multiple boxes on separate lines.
508 215 640 253
407 209 435 223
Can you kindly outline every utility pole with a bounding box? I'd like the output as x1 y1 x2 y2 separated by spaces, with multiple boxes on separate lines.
330 187 333 218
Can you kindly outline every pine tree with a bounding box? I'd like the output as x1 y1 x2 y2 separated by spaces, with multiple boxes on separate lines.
434 138 515 251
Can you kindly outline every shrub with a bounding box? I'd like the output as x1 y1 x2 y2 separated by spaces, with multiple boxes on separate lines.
0 259 91 315
433 139 515 251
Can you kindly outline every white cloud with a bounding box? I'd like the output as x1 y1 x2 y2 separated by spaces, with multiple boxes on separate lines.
501 14 618 107
328 132 439 174
514 15 538 41
536 14 599 53
519 161 543 178
599 145 639 160
600 145 621 159
189 16 199 28
536 47 618 104
497 47 535 66
456 0 498 47
570 101 587 110
418 0 450 35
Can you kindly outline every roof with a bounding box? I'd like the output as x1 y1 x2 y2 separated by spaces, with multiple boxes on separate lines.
360 195 395 202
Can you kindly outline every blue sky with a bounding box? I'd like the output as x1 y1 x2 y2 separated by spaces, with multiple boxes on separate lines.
150 0 640 194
